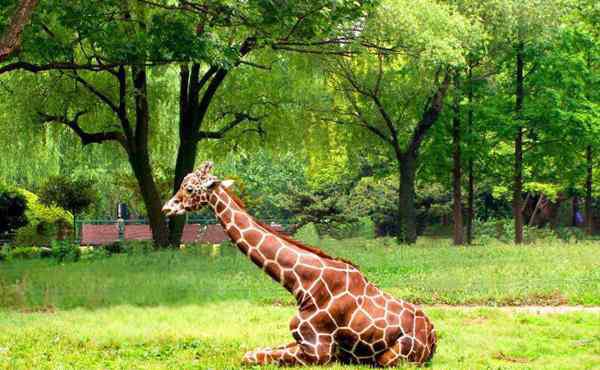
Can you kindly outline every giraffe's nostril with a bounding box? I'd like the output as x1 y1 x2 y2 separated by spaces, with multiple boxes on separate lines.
184 207 191 211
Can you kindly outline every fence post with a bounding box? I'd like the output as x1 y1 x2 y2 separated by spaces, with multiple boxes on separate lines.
117 218 125 242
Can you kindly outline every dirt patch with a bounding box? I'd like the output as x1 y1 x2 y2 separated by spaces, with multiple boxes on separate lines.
493 351 530 363
463 316 488 325
430 305 600 314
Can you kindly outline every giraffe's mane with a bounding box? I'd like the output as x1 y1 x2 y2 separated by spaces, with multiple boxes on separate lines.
223 188 358 268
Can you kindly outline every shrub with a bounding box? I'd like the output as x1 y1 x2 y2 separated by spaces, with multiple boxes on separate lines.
473 218 572 244
357 217 376 239
555 227 587 242
324 217 376 240
8 187 73 246
81 247 110 261
294 222 320 245
0 189 28 236
40 247 53 258
122 240 154 255
51 240 81 262
105 241 124 255
9 246 41 259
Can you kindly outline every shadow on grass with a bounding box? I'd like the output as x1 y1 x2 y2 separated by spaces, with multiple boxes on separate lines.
1 238 600 311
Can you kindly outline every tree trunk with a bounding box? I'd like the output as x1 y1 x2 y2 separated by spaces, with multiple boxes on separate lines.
452 73 464 245
0 0 38 62
130 65 169 247
585 145 593 235
168 65 229 244
466 67 475 245
129 151 169 246
513 44 525 244
398 155 417 244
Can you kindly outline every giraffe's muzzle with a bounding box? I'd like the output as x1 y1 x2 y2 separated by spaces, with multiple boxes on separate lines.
162 197 186 217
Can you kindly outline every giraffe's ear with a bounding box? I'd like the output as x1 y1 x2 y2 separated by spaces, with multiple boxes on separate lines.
221 179 234 189
195 161 214 177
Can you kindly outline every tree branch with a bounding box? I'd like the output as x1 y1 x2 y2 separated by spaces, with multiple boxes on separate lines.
406 72 451 156
0 0 38 62
68 71 120 116
0 61 120 75
39 111 125 146
194 113 264 141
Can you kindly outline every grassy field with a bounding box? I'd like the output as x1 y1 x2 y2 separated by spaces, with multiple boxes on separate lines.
1 238 599 369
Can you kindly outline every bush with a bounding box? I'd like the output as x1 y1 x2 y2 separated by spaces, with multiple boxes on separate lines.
51 240 81 262
123 240 155 255
9 246 41 259
8 187 73 246
473 219 588 244
80 247 110 261
324 217 376 240
0 189 28 236
105 241 124 254
555 227 587 242
40 247 53 258
294 223 320 245
356 217 376 239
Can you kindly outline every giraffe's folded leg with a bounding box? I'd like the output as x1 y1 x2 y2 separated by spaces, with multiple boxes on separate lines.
242 340 334 366
375 335 433 367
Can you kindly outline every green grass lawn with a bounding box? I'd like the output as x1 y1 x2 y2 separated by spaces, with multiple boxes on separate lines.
1 238 599 369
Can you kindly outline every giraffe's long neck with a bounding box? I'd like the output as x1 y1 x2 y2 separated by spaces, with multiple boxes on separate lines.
209 186 300 295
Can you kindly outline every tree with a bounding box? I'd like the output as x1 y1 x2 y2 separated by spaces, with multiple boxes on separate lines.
0 1 209 246
156 0 376 244
321 0 475 243
451 72 464 245
39 175 97 220
0 0 37 62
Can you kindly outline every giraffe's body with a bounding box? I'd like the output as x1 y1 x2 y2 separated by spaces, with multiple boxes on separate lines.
162 162 436 367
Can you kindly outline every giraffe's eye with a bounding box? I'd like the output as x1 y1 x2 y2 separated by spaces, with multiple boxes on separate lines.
186 186 194 193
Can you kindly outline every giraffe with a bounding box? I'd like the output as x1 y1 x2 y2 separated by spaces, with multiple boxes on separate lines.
162 161 437 367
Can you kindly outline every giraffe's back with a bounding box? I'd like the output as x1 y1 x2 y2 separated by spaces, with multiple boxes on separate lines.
299 259 436 366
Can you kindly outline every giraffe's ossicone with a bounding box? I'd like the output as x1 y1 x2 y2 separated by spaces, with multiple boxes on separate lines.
162 161 437 367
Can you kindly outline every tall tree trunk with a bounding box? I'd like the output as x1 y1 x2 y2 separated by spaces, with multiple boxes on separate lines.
398 155 417 244
168 65 229 244
452 73 464 245
466 67 475 245
130 65 169 247
585 145 593 235
128 151 169 246
0 0 38 62
513 43 525 244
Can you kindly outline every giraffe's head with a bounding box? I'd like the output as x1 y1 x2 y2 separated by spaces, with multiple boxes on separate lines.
162 161 233 217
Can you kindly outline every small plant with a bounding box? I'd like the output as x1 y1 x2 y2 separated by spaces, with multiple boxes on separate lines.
81 247 110 261
8 246 41 259
294 222 320 245
123 240 154 255
51 240 81 262
105 241 124 254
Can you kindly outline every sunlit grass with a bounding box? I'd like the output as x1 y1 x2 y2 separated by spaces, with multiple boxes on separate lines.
1 238 599 368
0 302 598 369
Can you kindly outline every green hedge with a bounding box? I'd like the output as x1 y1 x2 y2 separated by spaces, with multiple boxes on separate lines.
0 182 73 246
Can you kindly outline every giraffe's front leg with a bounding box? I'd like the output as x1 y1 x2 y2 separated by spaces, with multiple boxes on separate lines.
242 339 334 366
242 342 297 365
